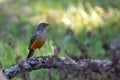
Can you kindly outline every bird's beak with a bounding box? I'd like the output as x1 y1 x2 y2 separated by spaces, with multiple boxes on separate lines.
44 23 49 28
46 23 49 26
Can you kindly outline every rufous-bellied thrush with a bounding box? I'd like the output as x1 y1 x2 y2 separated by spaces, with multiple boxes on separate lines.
26 23 49 59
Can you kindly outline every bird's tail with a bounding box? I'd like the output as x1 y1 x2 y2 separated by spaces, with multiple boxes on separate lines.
26 50 35 59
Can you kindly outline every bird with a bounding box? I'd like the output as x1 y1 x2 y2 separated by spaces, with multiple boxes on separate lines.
26 23 49 59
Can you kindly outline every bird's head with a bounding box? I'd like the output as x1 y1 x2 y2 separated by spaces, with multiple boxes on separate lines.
36 23 49 31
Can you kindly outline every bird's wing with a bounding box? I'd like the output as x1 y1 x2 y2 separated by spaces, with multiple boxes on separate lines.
28 33 37 49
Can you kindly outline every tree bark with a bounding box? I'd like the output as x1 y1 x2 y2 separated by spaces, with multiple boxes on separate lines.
2 56 120 79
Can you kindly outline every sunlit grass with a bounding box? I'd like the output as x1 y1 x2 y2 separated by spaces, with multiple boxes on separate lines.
1 0 120 32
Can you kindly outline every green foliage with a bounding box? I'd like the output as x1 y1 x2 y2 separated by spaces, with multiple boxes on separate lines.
0 0 120 80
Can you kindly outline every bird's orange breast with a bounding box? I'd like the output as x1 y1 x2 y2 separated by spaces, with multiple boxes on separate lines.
30 39 45 50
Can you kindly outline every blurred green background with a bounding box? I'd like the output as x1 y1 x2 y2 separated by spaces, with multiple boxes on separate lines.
0 0 120 80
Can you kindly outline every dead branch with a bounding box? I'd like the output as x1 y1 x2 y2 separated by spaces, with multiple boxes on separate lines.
2 56 120 79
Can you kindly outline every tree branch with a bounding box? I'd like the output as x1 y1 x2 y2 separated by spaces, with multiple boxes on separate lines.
2 56 120 79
